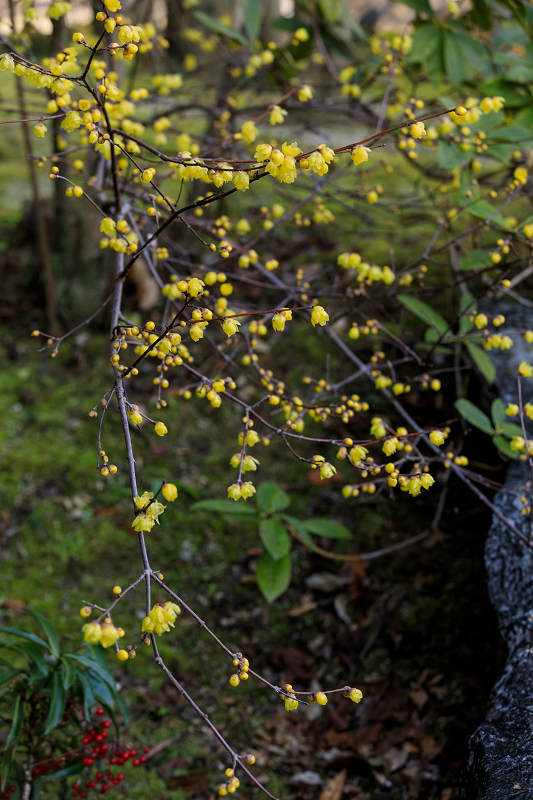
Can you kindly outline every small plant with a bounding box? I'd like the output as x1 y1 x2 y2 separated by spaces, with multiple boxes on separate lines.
191 481 352 601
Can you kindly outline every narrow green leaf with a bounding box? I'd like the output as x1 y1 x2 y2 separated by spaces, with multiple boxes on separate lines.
455 399 494 435
116 695 130 726
190 499 256 515
28 610 60 658
42 761 84 781
1 745 14 791
0 669 19 687
459 292 476 334
239 0 261 40
256 552 291 603
302 519 352 539
1 628 49 650
256 482 290 513
259 518 291 560
87 672 116 709
491 398 506 429
44 670 66 735
192 11 247 45
493 436 519 458
465 198 509 229
11 642 49 677
281 514 314 550
466 341 496 383
6 695 22 749
66 654 116 692
78 671 95 719
398 294 448 334
61 656 76 690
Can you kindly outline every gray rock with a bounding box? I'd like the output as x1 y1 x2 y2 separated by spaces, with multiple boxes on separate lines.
463 305 533 798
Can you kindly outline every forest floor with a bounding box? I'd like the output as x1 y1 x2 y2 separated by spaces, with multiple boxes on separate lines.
0 322 507 800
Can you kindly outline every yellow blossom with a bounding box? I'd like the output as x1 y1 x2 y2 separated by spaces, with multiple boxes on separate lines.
350 145 371 166
241 120 258 143
311 306 329 327
82 622 102 644
269 105 287 125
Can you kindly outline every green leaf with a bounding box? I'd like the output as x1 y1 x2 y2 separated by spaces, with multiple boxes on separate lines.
491 398 506 429
256 552 291 603
493 436 519 458
301 519 352 539
281 514 314 550
78 670 95 719
42 761 84 781
116 694 130 726
436 140 467 169
256 481 290 513
6 695 22 749
259 518 291 560
465 198 509 229
66 653 117 692
471 0 492 29
44 669 66 735
408 24 441 62
318 0 340 23
443 31 470 84
466 341 496 383
28 610 60 658
459 249 492 271
391 0 433 14
192 11 247 45
11 642 49 676
459 292 476 334
61 656 76 690
0 669 19 687
1 627 49 650
1 746 14 792
86 671 116 709
487 125 533 144
398 294 448 334
239 0 261 39
190 499 256 515
454 399 494 435
499 422 525 438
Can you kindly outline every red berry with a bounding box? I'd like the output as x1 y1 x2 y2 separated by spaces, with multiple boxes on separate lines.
9 789 16 794
129 749 137 757
132 759 140 767
117 759 124 765
100 745 108 754
82 737 90 745
107 774 114 781
110 758 117 765
80 793 87 798
4 791 11 798
113 780 119 786
95 734 104 743
117 774 124 781
96 708 104 716
101 721 111 729
101 731 108 739
100 783 110 794
95 772 103 780
72 783 79 790
140 756 147 763
144 747 150 753
87 781 96 789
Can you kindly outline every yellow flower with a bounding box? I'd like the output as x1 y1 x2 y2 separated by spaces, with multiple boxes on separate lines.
154 421 168 436
272 314 286 331
269 105 287 125
100 217 116 235
132 513 156 532
311 305 329 327
519 361 533 377
420 473 435 490
349 445 368 462
241 120 258 143
492 96 505 112
475 313 488 329
343 687 363 703
514 167 528 185
162 483 178 501
350 145 371 166
33 122 47 137
104 0 121 10
187 277 204 297
298 84 312 102
410 122 426 138
254 143 272 162
319 462 336 479
370 418 386 438
142 601 181 636
382 438 399 456
222 318 241 336
82 622 102 644
282 141 301 157
233 171 249 191
240 482 256 500
100 623 120 648
227 483 242 501
506 404 519 416
429 430 445 446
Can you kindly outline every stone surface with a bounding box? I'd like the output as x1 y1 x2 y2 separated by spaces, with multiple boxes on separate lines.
462 305 533 799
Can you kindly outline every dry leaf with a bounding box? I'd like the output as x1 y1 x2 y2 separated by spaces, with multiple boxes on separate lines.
318 769 347 800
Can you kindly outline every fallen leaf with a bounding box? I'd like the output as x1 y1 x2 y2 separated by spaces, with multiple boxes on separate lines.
288 600 317 617
318 769 347 800
409 688 429 709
